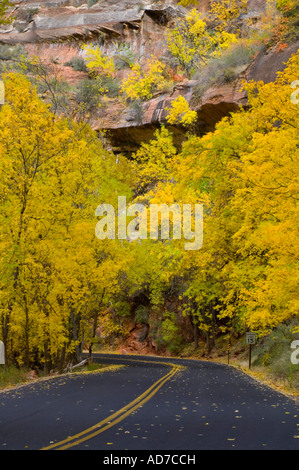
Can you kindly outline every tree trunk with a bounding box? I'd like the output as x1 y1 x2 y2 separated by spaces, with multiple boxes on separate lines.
69 307 81 364
23 293 30 369
209 302 216 349
193 317 199 349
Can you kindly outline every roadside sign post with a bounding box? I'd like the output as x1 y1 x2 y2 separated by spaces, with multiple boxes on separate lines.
227 340 231 365
0 341 5 365
246 332 256 369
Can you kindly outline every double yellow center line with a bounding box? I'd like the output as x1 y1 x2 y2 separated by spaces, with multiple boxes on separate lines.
42 361 181 450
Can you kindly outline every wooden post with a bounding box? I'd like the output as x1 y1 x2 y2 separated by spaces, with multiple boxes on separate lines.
0 341 5 365
246 332 256 369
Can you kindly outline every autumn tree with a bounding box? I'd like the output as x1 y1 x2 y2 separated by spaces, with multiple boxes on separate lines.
128 51 298 351
131 125 177 196
167 8 238 76
82 44 115 77
166 96 197 128
0 72 133 369
120 56 168 101
152 52 299 342
209 0 248 33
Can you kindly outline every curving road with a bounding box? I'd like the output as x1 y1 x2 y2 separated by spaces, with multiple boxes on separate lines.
0 353 299 452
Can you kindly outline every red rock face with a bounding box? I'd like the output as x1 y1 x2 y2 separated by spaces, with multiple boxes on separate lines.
1 0 298 154
118 323 157 356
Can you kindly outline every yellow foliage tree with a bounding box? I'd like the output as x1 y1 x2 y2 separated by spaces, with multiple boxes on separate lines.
120 56 167 101
139 52 299 344
0 72 133 368
167 8 238 76
164 53 299 338
209 0 248 32
166 96 197 128
82 44 115 77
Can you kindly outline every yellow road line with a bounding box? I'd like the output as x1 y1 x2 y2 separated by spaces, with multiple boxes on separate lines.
42 361 181 450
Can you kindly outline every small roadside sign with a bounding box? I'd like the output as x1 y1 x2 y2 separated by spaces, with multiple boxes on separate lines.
246 332 256 369
246 332 256 345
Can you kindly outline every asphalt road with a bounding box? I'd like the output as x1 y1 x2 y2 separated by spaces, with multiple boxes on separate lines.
0 353 299 452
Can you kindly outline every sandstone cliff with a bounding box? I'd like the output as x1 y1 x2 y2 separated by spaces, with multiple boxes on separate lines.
1 0 298 153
